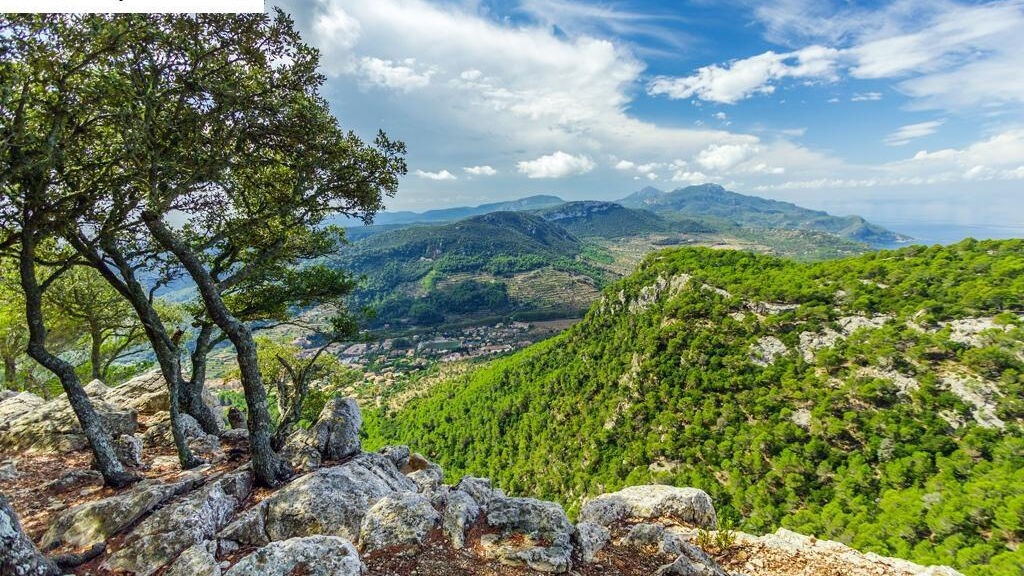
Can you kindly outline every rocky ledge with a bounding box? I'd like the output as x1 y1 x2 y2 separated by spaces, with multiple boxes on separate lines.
1 375 964 576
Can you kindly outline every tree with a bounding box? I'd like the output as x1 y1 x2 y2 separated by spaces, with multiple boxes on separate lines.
45 266 152 381
38 13 404 486
0 14 138 487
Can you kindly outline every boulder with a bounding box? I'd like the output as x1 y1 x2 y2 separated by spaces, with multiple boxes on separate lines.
379 445 411 469
654 542 728 576
114 434 144 468
226 406 246 430
101 371 170 416
0 393 137 454
143 412 206 448
0 460 17 482
0 391 45 423
219 453 415 548
358 492 439 554
407 467 443 493
481 496 574 573
164 540 220 576
314 397 362 461
579 485 716 530
575 522 610 563
222 536 362 576
442 489 480 549
41 472 205 551
44 469 104 493
620 522 688 556
280 397 362 472
453 475 504 510
102 467 252 576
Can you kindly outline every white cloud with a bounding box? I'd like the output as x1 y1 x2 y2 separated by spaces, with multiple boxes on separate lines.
414 169 457 180
713 112 728 120
884 120 944 146
647 45 840 104
516 151 596 179
359 57 435 91
696 143 754 171
614 160 636 170
671 170 709 184
463 165 497 176
851 92 881 101
752 0 1024 111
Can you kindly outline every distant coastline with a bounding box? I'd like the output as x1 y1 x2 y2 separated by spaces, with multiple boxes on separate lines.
872 218 1024 246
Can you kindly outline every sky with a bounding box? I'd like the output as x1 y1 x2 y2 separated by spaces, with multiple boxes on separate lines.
274 0 1024 232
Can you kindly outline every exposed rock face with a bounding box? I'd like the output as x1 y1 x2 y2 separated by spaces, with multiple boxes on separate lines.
654 542 728 576
219 453 415 548
114 434 144 468
481 496 575 573
102 468 253 576
0 460 17 481
580 485 717 530
0 392 137 454
223 536 362 576
41 472 205 550
454 475 505 509
750 336 788 366
729 528 964 576
575 522 610 563
358 492 439 553
163 540 220 576
442 489 480 549
143 412 206 447
281 397 363 472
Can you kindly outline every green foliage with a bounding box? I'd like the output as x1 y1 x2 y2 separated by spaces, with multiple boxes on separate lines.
370 239 1024 576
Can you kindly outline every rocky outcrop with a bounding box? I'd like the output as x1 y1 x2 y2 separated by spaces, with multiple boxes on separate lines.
0 392 136 454
102 467 252 576
580 485 717 530
358 492 439 553
10 392 967 576
219 453 415 548
481 496 575 573
224 536 362 576
281 397 363 471
40 472 206 551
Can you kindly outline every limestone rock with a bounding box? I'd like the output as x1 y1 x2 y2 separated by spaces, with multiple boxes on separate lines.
442 489 480 549
162 540 220 576
314 397 362 461
481 496 574 573
575 521 610 563
654 542 728 576
102 467 252 576
219 453 415 548
580 485 716 530
0 391 45 422
222 536 362 576
41 472 205 551
379 445 411 469
407 466 443 493
1 493 59 576
143 412 206 448
0 393 137 454
454 475 504 509
359 492 439 553
0 460 17 481
114 434 144 468
44 469 104 493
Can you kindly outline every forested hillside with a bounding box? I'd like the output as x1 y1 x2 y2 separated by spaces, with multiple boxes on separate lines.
368 239 1024 576
618 184 908 246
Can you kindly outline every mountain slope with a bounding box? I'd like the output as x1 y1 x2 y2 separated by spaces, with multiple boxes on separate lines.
369 194 565 226
536 201 711 238
333 211 604 326
618 184 908 246
369 239 1024 576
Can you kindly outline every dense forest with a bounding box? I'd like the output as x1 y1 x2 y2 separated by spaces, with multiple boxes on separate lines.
368 239 1024 576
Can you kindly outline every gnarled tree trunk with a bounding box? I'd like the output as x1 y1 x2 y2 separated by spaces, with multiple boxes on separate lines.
18 227 133 488
144 213 290 487
1 493 61 576
180 322 223 435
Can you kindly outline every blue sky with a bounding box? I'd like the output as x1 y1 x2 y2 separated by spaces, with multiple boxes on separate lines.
275 0 1024 230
